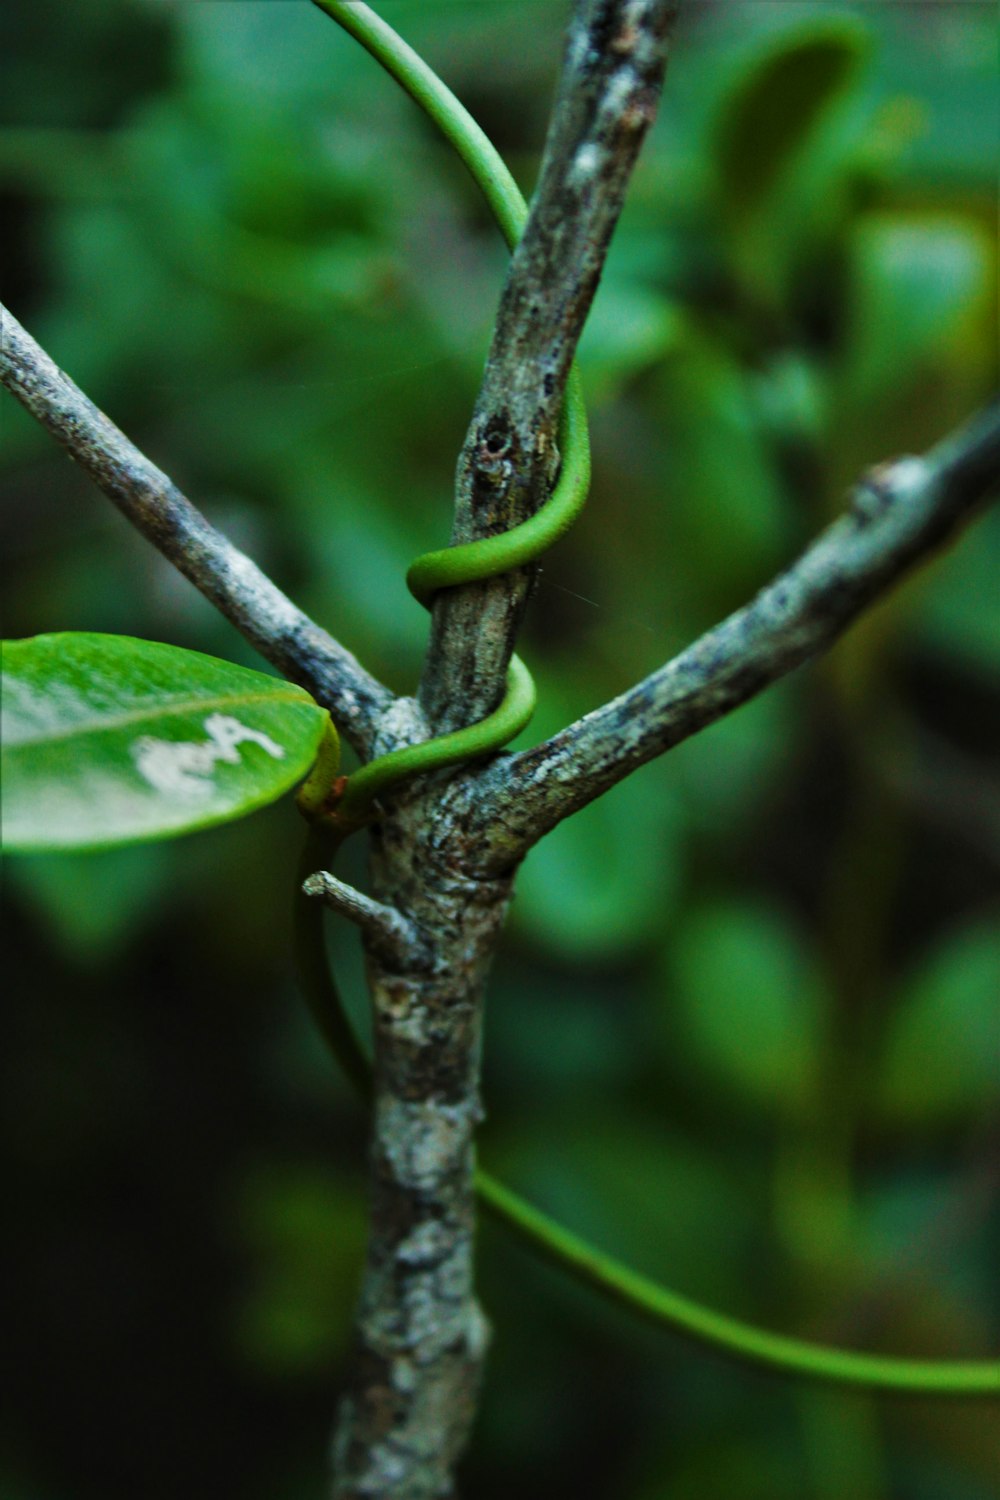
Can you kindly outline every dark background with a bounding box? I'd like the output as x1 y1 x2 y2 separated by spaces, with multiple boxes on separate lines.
2 2 998 1497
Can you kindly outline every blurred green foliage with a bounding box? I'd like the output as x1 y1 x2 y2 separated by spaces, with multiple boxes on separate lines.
1 3 997 1499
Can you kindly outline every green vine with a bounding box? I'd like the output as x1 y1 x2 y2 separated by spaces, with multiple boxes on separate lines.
301 0 999 1399
310 0 590 829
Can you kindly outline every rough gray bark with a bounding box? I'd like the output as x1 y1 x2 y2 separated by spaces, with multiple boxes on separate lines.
324 4 679 1492
323 770 512 1499
465 400 1000 872
420 0 677 732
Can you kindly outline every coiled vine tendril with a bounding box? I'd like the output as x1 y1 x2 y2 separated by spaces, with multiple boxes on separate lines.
304 0 591 831
326 369 590 828
298 0 1000 1398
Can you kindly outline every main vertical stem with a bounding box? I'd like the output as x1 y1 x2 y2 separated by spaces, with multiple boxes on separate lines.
330 792 514 1498
318 6 678 1489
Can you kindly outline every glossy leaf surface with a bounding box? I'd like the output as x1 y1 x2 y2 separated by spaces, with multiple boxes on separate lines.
2 633 328 851
667 899 831 1121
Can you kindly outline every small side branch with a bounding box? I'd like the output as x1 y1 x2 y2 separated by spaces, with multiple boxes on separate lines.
470 400 1000 868
419 0 677 730
0 301 393 756
302 870 429 970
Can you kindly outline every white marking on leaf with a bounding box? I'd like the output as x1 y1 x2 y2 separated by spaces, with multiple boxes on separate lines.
202 713 285 762
132 714 285 799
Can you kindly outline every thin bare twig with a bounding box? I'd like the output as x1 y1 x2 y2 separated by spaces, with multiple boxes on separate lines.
302 869 429 968
0 301 393 756
467 399 1000 870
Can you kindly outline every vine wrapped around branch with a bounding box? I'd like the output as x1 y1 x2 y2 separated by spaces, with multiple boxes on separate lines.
469 400 1000 869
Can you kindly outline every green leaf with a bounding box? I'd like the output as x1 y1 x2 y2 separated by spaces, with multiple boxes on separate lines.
877 917 1000 1128
667 899 831 1121
837 215 993 413
669 681 801 837
1 633 328 852
512 708 682 962
713 19 868 217
578 281 683 403
652 334 793 606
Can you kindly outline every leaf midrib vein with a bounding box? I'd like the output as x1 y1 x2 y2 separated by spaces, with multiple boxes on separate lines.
3 688 316 750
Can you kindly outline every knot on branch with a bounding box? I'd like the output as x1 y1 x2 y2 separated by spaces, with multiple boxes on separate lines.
851 457 928 527
472 414 517 491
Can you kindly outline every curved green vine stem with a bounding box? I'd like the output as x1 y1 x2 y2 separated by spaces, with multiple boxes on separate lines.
294 881 998 1397
312 0 527 251
312 0 590 822
295 829 375 1101
405 375 590 609
295 715 343 819
473 1173 998 1397
301 0 1000 1399
334 655 537 825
